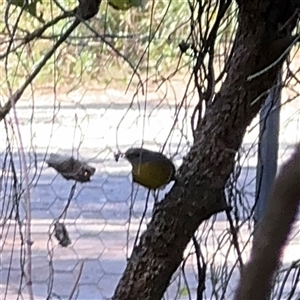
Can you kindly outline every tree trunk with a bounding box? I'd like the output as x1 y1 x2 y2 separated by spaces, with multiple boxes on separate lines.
112 0 299 299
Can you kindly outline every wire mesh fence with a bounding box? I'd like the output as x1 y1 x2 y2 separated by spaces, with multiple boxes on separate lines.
0 1 300 300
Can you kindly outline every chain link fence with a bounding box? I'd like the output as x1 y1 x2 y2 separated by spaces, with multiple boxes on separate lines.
1 1 300 299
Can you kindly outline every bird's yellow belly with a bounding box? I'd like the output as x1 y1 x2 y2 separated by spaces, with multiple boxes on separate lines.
131 161 173 190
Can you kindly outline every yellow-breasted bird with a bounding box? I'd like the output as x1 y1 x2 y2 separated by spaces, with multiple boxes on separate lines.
124 147 176 190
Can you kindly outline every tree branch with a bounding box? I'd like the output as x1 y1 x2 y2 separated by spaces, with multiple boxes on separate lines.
0 0 101 122
0 9 76 60
112 1 298 299
234 144 300 300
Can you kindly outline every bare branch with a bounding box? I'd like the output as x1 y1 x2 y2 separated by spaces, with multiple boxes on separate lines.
0 0 102 122
68 261 84 300
0 9 75 60
247 35 300 81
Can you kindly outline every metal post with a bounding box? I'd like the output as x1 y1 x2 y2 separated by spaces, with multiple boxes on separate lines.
254 72 281 225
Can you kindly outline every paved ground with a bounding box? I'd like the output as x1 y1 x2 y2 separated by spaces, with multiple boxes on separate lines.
0 89 300 299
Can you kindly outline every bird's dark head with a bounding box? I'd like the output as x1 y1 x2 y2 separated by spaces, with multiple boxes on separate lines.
124 147 167 165
124 148 144 164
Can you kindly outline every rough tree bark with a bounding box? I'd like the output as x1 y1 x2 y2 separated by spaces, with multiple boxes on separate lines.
112 1 299 299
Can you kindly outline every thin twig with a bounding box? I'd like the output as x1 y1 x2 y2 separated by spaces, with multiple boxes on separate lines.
225 210 244 268
192 235 206 300
132 189 151 252
10 78 34 300
0 17 80 122
68 261 84 300
247 34 300 81
0 9 75 60
0 0 103 122
126 181 140 260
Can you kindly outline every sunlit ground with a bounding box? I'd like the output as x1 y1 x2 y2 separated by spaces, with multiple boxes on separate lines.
0 88 299 299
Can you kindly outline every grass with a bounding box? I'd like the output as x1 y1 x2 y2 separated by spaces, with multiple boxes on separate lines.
0 0 193 92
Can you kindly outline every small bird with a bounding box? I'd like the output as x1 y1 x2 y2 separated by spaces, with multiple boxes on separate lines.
124 147 176 190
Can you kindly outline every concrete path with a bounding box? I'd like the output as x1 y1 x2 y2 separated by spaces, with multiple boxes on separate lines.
1 89 299 299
